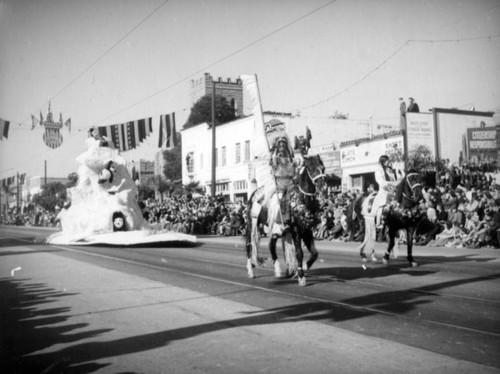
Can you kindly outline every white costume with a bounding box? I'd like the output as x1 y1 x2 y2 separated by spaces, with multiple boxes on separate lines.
370 163 402 225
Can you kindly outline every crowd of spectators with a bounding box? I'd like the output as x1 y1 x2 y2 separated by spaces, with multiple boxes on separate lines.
2 162 499 249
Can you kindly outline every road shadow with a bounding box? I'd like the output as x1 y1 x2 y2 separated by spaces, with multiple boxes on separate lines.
19 271 500 370
0 277 113 374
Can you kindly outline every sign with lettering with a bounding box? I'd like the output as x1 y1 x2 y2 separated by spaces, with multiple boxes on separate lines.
467 127 498 162
406 112 435 159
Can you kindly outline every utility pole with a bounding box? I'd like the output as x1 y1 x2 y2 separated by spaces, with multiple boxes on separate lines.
211 81 216 197
16 173 19 212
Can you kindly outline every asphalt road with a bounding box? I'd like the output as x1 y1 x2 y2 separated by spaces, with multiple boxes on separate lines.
1 226 499 374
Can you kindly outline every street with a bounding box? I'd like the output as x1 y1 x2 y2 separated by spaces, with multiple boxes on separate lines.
1 225 500 374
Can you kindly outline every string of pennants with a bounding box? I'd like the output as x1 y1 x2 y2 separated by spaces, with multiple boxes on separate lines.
1 173 26 188
1 105 178 152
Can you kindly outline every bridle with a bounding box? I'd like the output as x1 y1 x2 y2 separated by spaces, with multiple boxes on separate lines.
402 172 422 203
298 162 326 197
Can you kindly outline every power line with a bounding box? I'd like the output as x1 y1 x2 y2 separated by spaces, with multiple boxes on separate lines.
296 34 500 113
21 0 171 128
93 0 338 126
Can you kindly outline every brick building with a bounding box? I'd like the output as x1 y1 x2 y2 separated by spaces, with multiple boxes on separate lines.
189 73 243 117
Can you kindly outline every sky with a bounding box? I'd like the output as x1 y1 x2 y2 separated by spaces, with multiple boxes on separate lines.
1 0 499 180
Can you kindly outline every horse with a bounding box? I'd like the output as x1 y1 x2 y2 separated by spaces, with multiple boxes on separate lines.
244 154 326 286
357 170 424 267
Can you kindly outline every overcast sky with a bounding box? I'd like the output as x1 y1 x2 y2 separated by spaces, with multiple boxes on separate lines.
1 0 499 179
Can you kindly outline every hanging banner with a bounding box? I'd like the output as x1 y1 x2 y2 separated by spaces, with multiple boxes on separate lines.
96 117 152 152
158 112 177 149
0 118 10 140
38 103 67 149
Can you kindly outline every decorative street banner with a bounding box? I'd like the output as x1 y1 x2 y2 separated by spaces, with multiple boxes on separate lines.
158 112 177 149
97 117 152 152
0 118 10 140
33 103 70 149
467 126 499 163
406 112 435 159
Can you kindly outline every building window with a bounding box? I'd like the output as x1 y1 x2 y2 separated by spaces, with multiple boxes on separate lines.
244 140 250 161
235 142 241 164
216 182 229 194
186 152 194 173
221 146 226 166
234 180 247 191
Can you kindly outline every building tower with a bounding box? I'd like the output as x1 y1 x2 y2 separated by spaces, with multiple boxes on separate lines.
189 73 243 117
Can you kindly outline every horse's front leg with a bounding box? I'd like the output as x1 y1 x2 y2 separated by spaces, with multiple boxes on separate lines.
407 228 418 267
302 228 318 271
269 234 282 278
290 227 306 286
383 228 397 265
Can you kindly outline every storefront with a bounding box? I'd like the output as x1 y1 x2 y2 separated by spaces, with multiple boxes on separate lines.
340 131 405 192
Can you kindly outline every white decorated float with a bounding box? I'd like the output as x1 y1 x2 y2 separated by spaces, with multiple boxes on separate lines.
46 135 196 246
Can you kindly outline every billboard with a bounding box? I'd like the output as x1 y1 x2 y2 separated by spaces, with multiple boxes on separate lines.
406 112 435 159
433 108 495 165
309 144 341 176
467 127 499 163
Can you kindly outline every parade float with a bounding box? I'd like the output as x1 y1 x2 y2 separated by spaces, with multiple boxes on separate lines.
46 133 196 246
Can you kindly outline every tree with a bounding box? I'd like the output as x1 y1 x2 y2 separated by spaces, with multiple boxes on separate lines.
32 182 67 212
183 180 205 196
137 184 155 202
163 144 182 182
329 110 349 120
184 94 236 129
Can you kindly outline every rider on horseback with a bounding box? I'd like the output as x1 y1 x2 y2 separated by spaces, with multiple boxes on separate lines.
269 136 296 231
372 155 404 228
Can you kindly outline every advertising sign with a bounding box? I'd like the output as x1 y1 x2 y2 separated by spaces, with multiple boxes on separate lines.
340 135 404 168
434 109 494 164
467 127 498 162
309 144 341 175
406 112 435 158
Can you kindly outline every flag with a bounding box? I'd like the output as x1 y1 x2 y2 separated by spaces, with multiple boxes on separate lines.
18 173 26 185
158 112 177 148
241 75 269 160
31 115 40 130
0 118 10 140
96 117 152 152
64 118 71 132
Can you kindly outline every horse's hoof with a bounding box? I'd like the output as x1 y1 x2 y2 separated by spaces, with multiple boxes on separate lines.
382 255 389 265
371 254 378 263
298 277 307 286
410 261 419 267
274 262 282 278
247 270 255 278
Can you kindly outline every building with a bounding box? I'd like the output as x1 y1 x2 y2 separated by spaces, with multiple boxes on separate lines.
190 73 243 117
181 113 387 201
340 131 405 192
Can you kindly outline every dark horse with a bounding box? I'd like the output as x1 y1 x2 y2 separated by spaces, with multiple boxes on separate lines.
357 170 423 266
244 154 326 286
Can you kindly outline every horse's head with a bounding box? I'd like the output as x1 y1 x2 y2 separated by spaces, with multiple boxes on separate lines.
298 154 326 196
399 169 423 206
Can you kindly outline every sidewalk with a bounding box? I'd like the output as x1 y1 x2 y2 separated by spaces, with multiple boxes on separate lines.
1 230 499 373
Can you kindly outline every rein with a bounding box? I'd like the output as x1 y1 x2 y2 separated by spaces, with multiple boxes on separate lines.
297 165 325 197
402 172 422 204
